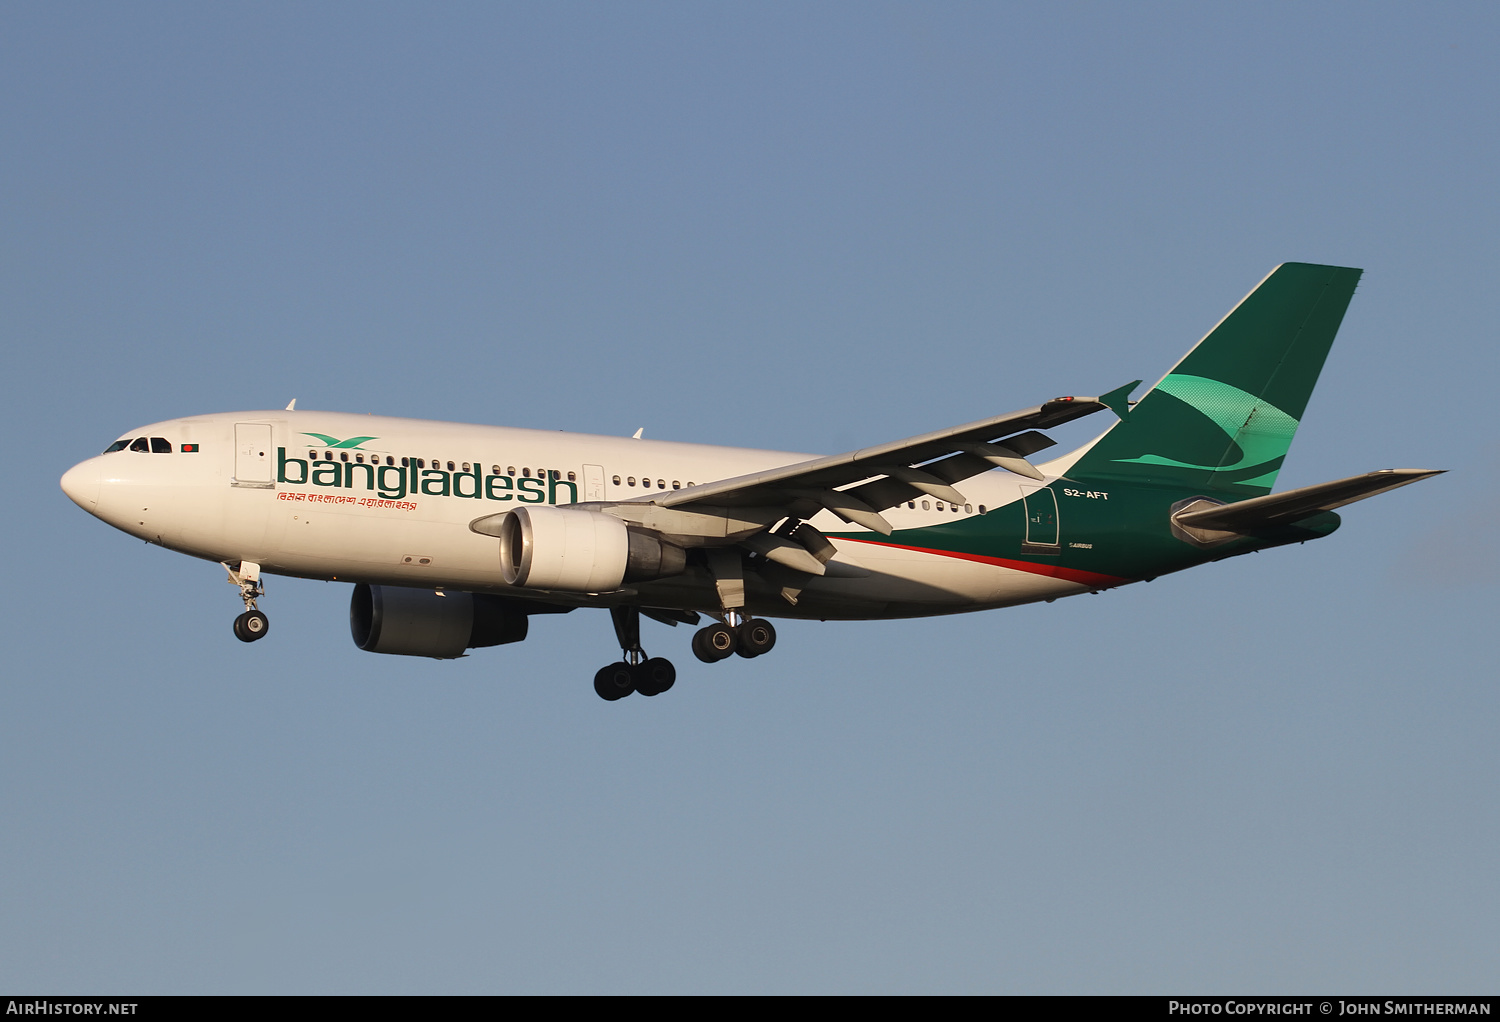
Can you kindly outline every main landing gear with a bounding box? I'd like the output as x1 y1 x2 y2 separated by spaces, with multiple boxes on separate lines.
224 561 270 643
594 606 677 701
591 604 778 702
691 614 777 663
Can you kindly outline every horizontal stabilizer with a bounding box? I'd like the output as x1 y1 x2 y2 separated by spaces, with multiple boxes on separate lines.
1173 469 1444 532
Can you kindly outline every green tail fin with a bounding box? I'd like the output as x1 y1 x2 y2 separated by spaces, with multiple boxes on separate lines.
1068 262 1362 495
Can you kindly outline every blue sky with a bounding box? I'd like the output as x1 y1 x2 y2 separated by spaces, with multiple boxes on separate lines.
2 2 1496 993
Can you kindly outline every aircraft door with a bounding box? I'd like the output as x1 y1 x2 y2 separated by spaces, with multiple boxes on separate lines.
1021 485 1059 550
583 464 606 501
233 423 274 488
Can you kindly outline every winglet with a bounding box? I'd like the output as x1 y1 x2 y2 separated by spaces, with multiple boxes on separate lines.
1098 380 1141 420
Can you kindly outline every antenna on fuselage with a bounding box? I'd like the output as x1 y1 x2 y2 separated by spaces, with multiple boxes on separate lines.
285 399 297 411
631 427 643 439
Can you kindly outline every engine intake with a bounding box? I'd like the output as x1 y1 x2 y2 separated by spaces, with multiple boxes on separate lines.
487 506 686 592
350 584 529 658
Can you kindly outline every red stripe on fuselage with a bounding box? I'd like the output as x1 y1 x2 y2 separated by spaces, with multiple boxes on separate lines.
835 536 1129 588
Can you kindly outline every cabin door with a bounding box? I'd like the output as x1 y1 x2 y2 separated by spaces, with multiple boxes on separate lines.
233 423 274 488
1021 485 1059 550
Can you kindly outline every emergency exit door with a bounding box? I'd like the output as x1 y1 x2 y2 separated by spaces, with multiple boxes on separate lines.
583 464 606 501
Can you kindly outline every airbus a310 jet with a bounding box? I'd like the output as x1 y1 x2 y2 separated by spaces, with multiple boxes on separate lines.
61 263 1439 701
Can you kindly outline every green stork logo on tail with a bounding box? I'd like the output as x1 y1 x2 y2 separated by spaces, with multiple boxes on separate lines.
1069 262 1362 496
1110 374 1299 492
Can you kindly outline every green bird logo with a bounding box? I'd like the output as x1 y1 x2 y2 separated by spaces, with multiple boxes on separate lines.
301 433 379 450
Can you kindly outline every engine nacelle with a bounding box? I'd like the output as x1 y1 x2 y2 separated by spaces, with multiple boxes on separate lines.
350 584 528 658
493 506 686 592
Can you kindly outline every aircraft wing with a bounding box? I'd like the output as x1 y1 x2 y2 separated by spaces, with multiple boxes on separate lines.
628 390 1125 534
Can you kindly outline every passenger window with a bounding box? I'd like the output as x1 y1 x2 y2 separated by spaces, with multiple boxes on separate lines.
612 476 621 485
130 437 149 452
104 439 131 453
402 458 409 467
341 452 349 462
978 505 987 514
523 468 531 477
921 500 930 510
908 501 915 509
672 481 680 489
507 466 515 476
568 471 576 482
447 461 455 471
657 479 665 489
965 504 973 513
627 477 636 487
356 454 365 463
492 465 501 475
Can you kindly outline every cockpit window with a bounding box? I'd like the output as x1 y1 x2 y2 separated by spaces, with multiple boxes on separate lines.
104 439 131 453
129 437 150 452
150 437 172 453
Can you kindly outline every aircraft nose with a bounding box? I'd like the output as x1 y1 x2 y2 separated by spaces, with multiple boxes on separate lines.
61 459 101 510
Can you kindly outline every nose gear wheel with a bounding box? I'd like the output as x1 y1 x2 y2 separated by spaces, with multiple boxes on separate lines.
233 609 269 643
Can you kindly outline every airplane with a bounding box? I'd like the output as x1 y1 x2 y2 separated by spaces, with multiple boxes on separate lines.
60 263 1441 701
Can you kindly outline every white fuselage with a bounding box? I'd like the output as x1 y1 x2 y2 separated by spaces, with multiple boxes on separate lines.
61 410 1096 620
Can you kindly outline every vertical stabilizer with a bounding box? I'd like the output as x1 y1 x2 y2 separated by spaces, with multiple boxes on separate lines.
1067 263 1362 495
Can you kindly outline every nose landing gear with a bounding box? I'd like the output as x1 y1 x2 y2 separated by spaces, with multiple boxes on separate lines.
224 561 269 643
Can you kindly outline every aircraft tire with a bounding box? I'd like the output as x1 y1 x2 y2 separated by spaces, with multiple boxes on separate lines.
736 619 776 658
233 610 269 643
634 657 676 696
594 662 635 701
692 624 737 663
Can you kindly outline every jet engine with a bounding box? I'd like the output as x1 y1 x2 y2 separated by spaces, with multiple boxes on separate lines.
350 584 530 658
489 506 686 592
